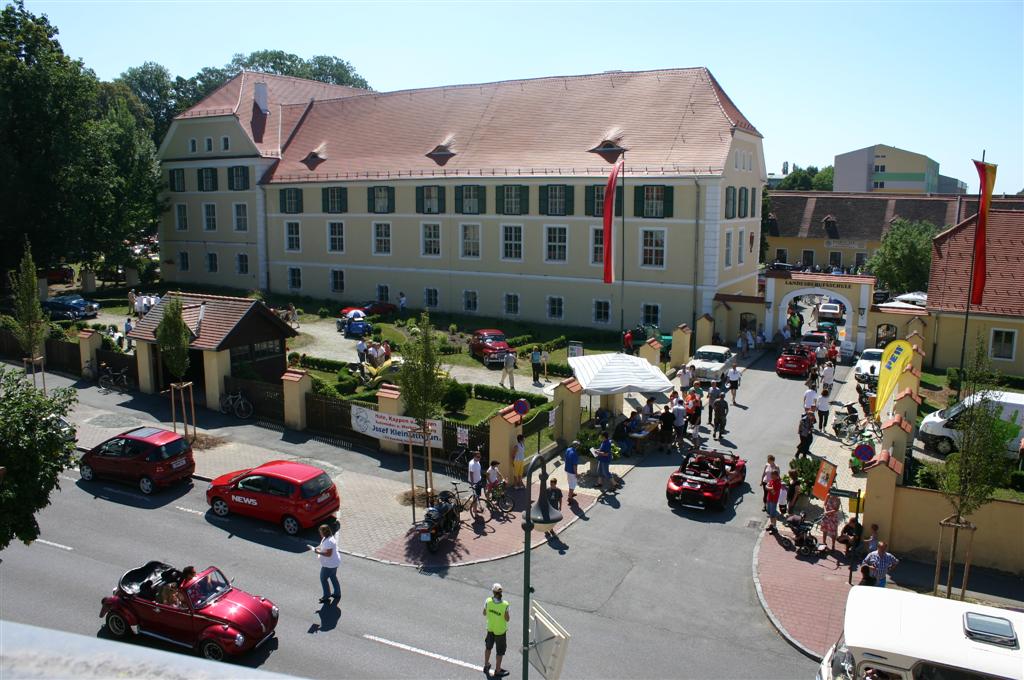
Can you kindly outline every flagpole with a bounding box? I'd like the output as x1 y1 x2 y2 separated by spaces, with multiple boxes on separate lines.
619 154 627 336
955 150 984 401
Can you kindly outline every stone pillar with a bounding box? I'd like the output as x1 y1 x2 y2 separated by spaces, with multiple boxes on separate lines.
880 415 913 471
552 378 583 444
376 384 405 454
638 338 661 367
202 349 231 409
599 392 624 419
906 320 927 343
281 368 312 431
695 314 714 350
893 390 921 427
908 343 926 374
36 277 48 301
862 450 901 539
135 343 156 394
894 365 920 403
670 324 693 367
80 269 96 293
78 329 102 376
125 267 140 287
488 405 522 478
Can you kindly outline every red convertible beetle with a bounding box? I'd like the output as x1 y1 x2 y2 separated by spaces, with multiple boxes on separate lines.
666 449 747 510
100 562 278 661
776 344 815 378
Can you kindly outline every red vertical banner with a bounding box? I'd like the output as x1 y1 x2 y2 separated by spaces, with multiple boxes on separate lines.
602 161 623 284
971 160 997 305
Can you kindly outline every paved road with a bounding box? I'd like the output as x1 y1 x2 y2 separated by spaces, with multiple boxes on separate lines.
1 355 822 679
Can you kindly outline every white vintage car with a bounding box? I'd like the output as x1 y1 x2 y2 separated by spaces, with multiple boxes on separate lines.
690 345 734 381
854 348 883 383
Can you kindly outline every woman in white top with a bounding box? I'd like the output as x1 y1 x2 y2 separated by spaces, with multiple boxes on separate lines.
726 363 742 405
761 455 779 511
678 366 691 391
816 389 832 430
313 524 341 604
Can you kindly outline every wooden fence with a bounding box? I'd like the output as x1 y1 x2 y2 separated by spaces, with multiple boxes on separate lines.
45 338 80 375
225 375 284 423
0 328 20 358
305 393 379 449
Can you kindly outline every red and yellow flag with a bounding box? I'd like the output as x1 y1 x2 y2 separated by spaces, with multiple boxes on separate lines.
971 160 997 305
602 161 623 284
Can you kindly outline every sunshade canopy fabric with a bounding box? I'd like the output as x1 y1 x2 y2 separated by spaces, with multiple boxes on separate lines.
568 353 674 395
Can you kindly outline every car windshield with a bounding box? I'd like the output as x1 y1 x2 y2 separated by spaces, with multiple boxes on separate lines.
300 473 333 499
56 294 83 303
861 350 883 362
150 438 188 461
186 569 230 609
802 335 825 343
484 334 506 343
694 351 725 362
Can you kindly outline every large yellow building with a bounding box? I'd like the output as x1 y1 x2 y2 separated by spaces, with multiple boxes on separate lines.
157 69 765 334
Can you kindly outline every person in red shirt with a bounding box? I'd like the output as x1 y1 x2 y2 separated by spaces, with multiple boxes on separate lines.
765 469 783 533
827 342 839 364
623 329 634 355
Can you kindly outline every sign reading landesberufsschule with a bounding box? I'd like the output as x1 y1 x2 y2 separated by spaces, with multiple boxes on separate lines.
350 405 443 447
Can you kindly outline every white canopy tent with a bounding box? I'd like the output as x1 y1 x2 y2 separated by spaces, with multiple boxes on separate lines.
568 353 674 395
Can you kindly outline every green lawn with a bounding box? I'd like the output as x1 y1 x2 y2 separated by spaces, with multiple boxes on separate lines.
444 397 502 424
993 487 1024 503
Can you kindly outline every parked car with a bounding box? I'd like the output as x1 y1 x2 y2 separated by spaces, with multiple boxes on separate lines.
52 293 99 318
919 391 1024 457
817 302 843 321
816 321 839 343
469 329 512 368
776 345 815 378
206 460 340 535
339 300 397 317
690 345 733 381
767 261 800 271
341 317 373 337
666 449 747 510
40 265 75 285
100 562 278 661
79 427 195 495
41 298 84 320
853 348 883 384
799 332 831 351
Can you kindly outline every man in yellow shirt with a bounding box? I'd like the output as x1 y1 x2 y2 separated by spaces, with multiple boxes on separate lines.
483 583 510 677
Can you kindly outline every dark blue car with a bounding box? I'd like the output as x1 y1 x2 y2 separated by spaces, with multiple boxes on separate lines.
50 294 99 318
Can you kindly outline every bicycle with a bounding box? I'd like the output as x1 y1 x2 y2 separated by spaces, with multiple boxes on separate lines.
482 480 514 514
220 390 254 419
446 481 477 517
98 363 132 391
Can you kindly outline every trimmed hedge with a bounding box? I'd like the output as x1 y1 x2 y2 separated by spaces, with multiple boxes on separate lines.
505 334 533 347
1006 470 1024 492
298 354 350 372
472 384 548 406
546 360 573 377
515 335 568 357
335 371 361 395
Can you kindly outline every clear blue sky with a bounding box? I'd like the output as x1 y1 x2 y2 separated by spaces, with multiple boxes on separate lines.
27 0 1024 194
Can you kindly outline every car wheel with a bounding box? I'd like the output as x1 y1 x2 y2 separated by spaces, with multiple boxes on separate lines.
138 476 155 495
199 639 225 662
211 498 229 517
282 515 301 535
666 493 678 506
106 611 130 638
935 437 955 456
80 463 94 481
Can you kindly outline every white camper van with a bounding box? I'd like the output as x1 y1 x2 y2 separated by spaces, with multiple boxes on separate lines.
918 390 1024 456
819 587 1023 680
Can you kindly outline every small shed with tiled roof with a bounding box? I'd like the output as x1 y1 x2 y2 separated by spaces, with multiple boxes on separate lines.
128 292 297 407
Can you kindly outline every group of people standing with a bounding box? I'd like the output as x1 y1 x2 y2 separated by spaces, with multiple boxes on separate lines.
355 338 391 367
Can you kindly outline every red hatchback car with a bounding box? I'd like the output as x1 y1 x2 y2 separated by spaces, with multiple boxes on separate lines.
206 460 340 535
776 345 815 378
101 561 277 661
666 450 747 510
79 427 195 495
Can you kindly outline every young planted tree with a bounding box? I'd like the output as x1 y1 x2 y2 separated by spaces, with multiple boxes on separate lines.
397 313 447 504
155 297 194 437
9 239 47 391
0 367 77 549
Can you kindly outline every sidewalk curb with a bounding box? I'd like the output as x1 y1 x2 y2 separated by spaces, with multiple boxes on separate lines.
751 527 824 663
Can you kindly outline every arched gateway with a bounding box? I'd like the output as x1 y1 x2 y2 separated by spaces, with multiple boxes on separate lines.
763 271 877 354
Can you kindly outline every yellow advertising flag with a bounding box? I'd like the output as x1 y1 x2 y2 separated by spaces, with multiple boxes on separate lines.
874 340 913 418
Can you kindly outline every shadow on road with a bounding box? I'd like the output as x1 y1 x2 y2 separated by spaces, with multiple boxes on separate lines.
75 478 193 509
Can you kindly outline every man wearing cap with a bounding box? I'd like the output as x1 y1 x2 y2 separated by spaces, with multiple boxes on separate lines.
564 441 579 502
483 583 510 677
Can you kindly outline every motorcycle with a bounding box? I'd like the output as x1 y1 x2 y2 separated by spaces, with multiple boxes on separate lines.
416 490 461 553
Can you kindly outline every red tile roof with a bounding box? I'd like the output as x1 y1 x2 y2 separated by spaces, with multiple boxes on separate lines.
268 67 758 181
560 378 583 394
927 210 1024 318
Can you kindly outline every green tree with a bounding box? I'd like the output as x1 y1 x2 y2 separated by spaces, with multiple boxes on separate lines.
156 297 190 381
9 239 46 361
116 61 175 143
0 366 77 549
397 313 446 493
305 54 370 88
865 218 938 293
777 167 814 191
811 166 834 191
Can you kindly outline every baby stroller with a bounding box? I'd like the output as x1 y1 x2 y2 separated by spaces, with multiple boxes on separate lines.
783 511 827 556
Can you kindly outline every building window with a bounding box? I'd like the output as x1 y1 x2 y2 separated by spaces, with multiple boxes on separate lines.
206 253 218 273
236 253 248 274
328 222 345 253
874 164 886 172
175 204 188 230
504 293 519 316
424 287 438 308
204 137 213 152
169 169 185 192
775 248 788 263
372 186 392 213
233 203 248 231
547 296 564 320
198 167 217 191
738 228 745 265
188 139 197 153
593 299 610 324
641 229 666 268
502 224 523 260
421 223 441 257
642 185 665 218
377 284 390 302
373 222 391 255
253 340 280 360
725 187 736 219
738 187 749 218
829 251 842 268
544 185 568 216
724 231 733 267
463 290 478 312
419 185 443 214
285 222 301 251
281 188 303 213
873 181 885 189
221 136 230 151
458 185 482 214
178 252 189 271
461 224 480 259
642 303 660 326
593 185 606 217
323 187 347 213
991 329 1016 361
330 269 345 293
228 166 249 191
590 226 604 265
499 185 526 215
203 203 217 231
855 252 868 269
545 225 568 263
751 188 758 218
802 250 815 266
288 267 302 290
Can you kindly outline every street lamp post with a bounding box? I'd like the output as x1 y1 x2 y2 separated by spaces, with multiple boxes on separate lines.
521 450 563 680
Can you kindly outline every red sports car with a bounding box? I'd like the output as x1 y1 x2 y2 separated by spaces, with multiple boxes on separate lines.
776 345 815 377
206 460 340 535
339 300 397 317
101 562 278 661
79 427 195 495
666 450 747 510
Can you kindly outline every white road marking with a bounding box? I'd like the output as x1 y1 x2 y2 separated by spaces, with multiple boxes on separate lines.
174 506 205 516
363 634 482 671
36 539 74 551
61 475 78 483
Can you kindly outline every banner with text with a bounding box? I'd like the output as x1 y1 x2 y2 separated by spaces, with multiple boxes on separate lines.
350 405 443 447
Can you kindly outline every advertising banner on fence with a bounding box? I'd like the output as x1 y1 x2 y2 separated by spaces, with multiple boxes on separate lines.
350 405 443 447
874 339 913 418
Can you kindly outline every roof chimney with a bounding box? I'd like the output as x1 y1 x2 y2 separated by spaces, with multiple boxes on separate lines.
254 82 269 114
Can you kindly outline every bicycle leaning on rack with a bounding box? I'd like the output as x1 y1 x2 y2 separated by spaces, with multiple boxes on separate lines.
219 390 254 419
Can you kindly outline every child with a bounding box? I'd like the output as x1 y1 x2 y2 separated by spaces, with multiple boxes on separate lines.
485 461 504 495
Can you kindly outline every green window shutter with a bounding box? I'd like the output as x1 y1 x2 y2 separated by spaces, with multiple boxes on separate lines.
387 187 395 213
455 185 464 213
339 187 348 213
615 185 623 217
564 184 575 215
634 186 645 217
518 185 529 215
295 189 303 213
211 169 218 191
663 186 673 218
322 188 330 213
538 185 549 215
478 185 486 214
241 168 250 190
197 169 204 190
750 188 757 218
496 185 506 214
279 188 287 213
584 185 595 216
437 185 446 213
415 186 424 214
367 187 375 213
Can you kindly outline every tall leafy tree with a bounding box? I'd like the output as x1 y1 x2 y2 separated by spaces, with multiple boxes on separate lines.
156 297 190 381
777 167 814 191
305 54 369 88
397 314 446 494
759 190 773 262
116 61 174 143
811 166 834 191
865 218 938 293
